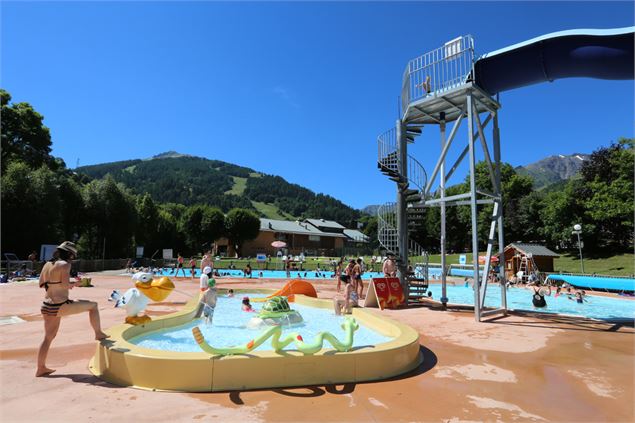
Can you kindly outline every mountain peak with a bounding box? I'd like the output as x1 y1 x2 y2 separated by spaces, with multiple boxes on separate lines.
516 153 589 189
151 151 192 159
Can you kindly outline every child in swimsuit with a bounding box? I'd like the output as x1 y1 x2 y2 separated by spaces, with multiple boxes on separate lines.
195 276 217 324
242 296 255 312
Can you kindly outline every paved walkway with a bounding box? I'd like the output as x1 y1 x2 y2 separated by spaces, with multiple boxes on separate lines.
1 274 633 422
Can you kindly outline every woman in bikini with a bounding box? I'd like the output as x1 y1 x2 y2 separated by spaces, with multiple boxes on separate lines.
36 241 109 377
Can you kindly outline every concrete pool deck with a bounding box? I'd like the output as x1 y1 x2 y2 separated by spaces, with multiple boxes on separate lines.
1 274 633 422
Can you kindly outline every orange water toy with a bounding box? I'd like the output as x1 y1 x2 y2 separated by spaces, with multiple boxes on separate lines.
252 279 317 302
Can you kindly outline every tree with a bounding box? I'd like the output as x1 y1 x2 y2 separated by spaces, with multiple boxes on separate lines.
224 208 261 257
1 89 54 173
181 205 225 253
135 194 160 257
79 176 137 258
1 162 63 256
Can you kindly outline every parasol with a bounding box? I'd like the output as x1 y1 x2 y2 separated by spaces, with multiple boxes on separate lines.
271 241 287 248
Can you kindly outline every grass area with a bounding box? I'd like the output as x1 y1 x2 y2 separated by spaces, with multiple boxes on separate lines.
225 176 247 195
251 201 295 220
421 252 635 277
553 253 634 277
249 172 262 178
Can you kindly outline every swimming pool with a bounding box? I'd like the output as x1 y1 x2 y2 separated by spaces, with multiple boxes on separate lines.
428 284 635 320
130 294 393 352
155 268 386 279
155 267 477 280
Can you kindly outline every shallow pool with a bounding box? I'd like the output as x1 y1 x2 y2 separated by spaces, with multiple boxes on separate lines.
427 284 635 320
130 294 394 352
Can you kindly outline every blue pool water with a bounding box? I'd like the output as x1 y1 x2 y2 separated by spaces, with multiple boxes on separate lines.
155 268 385 280
130 294 393 352
428 284 635 320
155 267 474 280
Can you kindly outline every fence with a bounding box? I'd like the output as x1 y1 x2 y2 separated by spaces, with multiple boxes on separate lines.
401 35 475 114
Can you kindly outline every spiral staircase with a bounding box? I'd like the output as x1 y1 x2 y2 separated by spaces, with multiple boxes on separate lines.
377 127 430 303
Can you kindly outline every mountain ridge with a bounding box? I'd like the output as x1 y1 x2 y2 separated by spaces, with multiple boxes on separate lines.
76 152 361 225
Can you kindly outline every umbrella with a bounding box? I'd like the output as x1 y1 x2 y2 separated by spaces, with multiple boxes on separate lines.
271 241 287 248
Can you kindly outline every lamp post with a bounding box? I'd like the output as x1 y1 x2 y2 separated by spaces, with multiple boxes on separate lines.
572 224 584 274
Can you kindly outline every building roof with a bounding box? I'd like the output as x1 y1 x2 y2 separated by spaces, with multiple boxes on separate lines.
343 229 370 243
260 218 346 238
505 243 560 258
304 218 345 230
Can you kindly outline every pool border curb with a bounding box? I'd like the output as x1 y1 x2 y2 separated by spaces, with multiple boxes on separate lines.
88 291 423 392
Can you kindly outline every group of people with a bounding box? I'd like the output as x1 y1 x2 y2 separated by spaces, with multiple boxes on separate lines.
531 283 589 308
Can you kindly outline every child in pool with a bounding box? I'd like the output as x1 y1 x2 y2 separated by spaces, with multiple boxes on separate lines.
227 289 234 297
242 296 255 312
195 276 217 324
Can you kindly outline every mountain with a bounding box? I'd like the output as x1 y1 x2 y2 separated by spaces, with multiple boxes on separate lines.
76 153 360 225
361 204 380 216
515 153 589 189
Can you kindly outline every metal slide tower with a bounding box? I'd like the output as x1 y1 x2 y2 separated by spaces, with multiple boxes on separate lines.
377 35 507 321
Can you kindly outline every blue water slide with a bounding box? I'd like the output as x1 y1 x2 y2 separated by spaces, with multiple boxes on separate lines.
474 27 635 95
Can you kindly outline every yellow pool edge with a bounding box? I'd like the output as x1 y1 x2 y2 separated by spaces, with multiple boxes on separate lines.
89 292 423 392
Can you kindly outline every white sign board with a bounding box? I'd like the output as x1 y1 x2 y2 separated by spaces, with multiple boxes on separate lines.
40 244 58 261
162 249 173 260
444 36 462 59
459 254 467 265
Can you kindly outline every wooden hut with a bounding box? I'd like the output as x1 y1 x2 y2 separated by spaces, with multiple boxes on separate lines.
503 243 559 281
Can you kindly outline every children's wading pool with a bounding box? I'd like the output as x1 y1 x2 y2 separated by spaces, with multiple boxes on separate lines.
89 293 422 392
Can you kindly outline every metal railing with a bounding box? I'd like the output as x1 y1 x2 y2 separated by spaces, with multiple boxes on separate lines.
377 202 398 254
401 35 475 114
407 154 427 194
377 127 398 173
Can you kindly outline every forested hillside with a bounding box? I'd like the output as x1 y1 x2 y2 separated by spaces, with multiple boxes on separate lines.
76 152 360 225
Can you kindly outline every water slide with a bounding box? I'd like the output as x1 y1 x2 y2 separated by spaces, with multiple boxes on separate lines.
252 279 318 302
474 27 635 95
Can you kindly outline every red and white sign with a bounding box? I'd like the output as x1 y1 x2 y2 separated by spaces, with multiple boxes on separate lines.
364 277 405 310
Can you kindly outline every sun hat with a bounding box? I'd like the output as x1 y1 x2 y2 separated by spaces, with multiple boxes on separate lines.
203 266 212 275
57 241 78 256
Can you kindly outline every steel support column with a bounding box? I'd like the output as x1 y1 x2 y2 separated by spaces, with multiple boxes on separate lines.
396 119 409 293
466 92 481 321
439 113 448 307
493 110 507 312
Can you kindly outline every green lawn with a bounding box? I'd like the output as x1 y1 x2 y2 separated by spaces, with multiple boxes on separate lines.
553 253 634 277
225 176 247 195
418 252 634 277
251 201 295 220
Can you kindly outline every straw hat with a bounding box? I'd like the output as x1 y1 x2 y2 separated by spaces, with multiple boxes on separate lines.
57 241 78 256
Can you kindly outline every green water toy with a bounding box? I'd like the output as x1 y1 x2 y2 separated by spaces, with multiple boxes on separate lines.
192 317 359 356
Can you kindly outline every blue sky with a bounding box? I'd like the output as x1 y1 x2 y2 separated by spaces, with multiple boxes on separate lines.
2 1 633 210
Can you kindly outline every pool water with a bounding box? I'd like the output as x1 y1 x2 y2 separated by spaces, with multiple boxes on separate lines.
130 294 394 352
427 284 635 320
155 267 475 280
155 268 385 280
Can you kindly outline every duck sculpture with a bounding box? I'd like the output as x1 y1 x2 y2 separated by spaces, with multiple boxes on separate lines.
109 272 175 325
